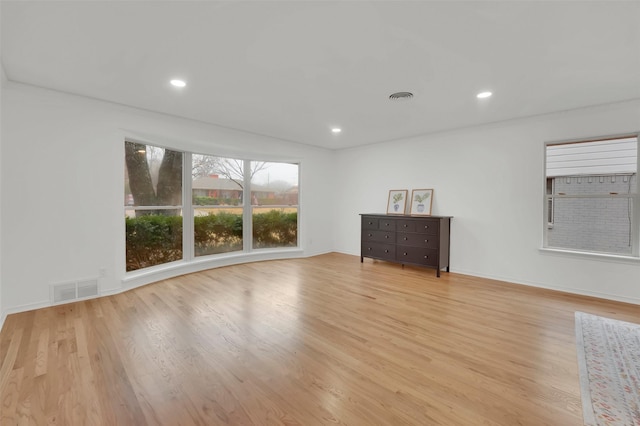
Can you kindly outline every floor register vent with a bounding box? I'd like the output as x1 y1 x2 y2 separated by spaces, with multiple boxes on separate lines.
50 279 99 303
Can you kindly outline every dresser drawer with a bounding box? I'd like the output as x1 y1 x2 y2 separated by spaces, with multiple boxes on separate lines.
396 232 438 249
397 246 438 266
362 230 395 243
378 219 396 231
362 216 379 230
361 242 395 260
396 220 416 232
414 220 438 235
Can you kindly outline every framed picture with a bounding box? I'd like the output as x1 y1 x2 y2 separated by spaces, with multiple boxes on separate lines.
386 189 408 215
410 189 433 216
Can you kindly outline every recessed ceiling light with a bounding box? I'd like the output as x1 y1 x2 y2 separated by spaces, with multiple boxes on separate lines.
170 79 186 88
332 128 342 133
477 91 492 99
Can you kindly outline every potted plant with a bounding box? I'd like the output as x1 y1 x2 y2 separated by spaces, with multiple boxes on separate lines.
414 192 431 213
392 192 404 212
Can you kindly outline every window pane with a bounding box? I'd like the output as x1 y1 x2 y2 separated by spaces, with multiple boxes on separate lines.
194 208 243 256
547 197 634 255
192 154 244 256
546 178 554 224
125 142 183 207
546 137 637 195
125 210 183 271
124 142 184 272
545 136 638 255
251 162 298 249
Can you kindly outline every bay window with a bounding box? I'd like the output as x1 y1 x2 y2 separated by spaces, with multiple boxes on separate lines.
125 141 299 272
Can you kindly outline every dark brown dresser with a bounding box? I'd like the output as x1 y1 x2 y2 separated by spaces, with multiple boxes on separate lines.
360 214 452 277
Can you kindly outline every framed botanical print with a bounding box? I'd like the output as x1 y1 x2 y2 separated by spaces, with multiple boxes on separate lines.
410 189 433 216
386 190 408 215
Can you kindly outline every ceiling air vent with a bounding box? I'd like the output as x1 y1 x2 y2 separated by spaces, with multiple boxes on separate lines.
389 92 414 100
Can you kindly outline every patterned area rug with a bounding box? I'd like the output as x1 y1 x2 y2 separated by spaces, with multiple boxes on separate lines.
575 312 640 425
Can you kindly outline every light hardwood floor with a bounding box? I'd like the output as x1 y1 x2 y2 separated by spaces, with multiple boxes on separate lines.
1 253 639 425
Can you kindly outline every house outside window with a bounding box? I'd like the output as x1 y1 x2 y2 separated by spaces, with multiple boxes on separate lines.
544 135 638 256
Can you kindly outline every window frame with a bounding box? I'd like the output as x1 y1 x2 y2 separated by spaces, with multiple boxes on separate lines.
125 141 301 275
542 133 640 258
249 160 300 250
546 177 554 228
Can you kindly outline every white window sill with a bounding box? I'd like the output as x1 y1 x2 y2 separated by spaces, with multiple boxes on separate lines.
122 248 304 289
539 247 640 263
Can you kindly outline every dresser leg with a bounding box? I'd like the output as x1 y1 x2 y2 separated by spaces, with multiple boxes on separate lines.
360 256 363 263
437 268 440 278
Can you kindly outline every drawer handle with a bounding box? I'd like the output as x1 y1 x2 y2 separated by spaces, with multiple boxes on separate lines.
403 252 407 256
424 239 429 243
385 249 389 253
385 235 389 239
424 225 429 229
385 223 390 226
368 234 372 237
368 247 372 251
403 237 408 241
368 222 373 225
424 255 429 259
403 224 408 228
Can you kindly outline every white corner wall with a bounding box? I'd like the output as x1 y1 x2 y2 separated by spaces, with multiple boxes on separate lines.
333 99 640 304
1 82 335 315
0 6 4 327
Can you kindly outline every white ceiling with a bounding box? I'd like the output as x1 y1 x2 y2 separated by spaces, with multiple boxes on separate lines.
2 1 640 150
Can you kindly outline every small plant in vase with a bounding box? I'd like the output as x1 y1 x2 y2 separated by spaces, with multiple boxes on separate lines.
392 192 404 212
414 192 431 213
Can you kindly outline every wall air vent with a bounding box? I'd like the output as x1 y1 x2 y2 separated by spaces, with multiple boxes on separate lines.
77 279 99 298
51 278 99 303
389 91 414 100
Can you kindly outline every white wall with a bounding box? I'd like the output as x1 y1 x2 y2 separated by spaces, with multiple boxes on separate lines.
0 1 5 326
2 80 639 321
333 99 640 303
1 82 335 315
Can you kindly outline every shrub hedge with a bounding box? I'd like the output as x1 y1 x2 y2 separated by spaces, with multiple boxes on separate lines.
126 210 297 271
194 211 243 257
252 209 297 249
125 214 183 271
193 196 241 206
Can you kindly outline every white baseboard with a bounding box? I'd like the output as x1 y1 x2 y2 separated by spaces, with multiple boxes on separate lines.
0 249 335 326
443 268 640 306
3 250 636 333
1 299 51 327
335 249 640 306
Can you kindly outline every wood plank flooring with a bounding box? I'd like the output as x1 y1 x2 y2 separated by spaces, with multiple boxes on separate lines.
1 252 639 425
